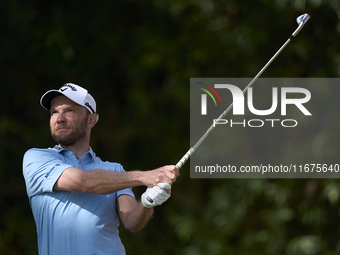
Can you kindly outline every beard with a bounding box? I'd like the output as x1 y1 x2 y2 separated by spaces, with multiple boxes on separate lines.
51 117 88 146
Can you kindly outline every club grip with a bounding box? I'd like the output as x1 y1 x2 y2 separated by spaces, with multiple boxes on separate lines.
176 148 195 170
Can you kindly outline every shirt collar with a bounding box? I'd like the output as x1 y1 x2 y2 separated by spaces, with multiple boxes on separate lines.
53 145 96 159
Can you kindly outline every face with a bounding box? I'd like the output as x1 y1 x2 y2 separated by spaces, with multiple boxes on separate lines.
50 96 89 146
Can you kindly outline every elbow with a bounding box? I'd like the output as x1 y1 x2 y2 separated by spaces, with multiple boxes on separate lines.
123 215 152 233
129 228 141 233
122 215 148 233
76 171 98 194
80 179 100 194
78 182 94 194
125 224 144 233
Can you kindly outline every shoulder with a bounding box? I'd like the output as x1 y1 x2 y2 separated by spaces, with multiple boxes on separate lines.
24 147 59 158
23 147 63 165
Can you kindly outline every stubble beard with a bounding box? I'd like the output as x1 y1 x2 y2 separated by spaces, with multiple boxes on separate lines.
51 117 87 146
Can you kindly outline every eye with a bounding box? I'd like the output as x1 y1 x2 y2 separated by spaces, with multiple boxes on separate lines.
51 110 58 116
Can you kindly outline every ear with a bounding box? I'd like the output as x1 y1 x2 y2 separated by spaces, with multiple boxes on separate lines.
88 114 98 128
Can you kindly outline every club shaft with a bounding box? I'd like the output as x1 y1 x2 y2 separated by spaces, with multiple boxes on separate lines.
176 17 309 170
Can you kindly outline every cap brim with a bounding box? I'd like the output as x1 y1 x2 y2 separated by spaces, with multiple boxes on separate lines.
40 90 63 111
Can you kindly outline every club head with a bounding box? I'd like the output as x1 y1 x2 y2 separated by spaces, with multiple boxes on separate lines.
296 13 310 25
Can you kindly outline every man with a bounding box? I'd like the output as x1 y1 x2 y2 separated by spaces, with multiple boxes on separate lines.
23 83 179 255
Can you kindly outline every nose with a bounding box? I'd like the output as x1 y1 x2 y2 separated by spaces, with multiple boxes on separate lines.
56 112 67 123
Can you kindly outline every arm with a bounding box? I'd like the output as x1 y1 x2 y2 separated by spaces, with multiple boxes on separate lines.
53 165 179 195
117 183 171 232
117 195 154 232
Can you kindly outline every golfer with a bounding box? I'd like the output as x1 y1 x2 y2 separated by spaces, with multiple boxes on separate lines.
23 83 179 255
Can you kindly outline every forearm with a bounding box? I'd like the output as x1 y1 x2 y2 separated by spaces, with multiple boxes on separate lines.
54 167 147 194
54 165 179 195
123 202 154 232
82 170 145 194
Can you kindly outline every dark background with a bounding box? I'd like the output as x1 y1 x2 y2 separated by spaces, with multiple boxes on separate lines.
1 0 340 254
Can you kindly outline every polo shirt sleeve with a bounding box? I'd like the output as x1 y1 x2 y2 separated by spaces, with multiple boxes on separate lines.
117 186 135 199
23 148 73 198
106 162 135 199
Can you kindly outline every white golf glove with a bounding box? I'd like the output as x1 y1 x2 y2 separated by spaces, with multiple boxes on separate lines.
141 183 171 208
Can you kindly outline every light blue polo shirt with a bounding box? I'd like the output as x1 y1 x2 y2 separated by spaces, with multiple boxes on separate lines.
23 145 135 255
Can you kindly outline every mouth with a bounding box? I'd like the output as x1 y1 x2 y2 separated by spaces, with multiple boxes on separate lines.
56 127 70 132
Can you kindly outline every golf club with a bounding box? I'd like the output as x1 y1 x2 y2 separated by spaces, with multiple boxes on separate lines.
176 13 310 170
146 13 309 204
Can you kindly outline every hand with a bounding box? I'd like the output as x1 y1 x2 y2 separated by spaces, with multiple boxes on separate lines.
143 165 179 187
141 183 171 208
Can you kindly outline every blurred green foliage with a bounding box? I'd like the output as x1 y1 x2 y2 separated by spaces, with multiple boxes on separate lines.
1 0 340 254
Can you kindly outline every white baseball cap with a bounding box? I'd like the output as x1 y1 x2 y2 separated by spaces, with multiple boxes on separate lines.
40 83 97 115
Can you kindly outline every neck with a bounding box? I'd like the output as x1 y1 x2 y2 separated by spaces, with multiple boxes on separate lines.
60 135 90 160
